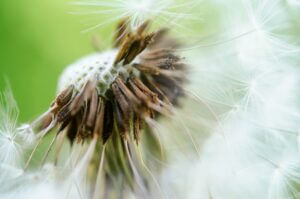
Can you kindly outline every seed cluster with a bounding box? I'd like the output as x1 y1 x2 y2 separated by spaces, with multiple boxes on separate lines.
40 20 186 145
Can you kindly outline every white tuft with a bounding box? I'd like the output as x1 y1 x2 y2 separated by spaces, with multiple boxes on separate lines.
0 88 22 167
71 0 200 32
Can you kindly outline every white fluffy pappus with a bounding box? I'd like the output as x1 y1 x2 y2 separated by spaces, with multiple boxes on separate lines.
1 0 300 198
0 87 39 198
157 0 300 198
0 87 36 168
211 0 300 65
164 110 300 199
286 0 300 6
0 163 90 199
71 0 201 33
0 140 95 199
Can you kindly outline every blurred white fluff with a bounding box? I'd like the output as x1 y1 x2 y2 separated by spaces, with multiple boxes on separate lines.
287 0 300 6
1 163 90 199
0 87 35 168
219 0 299 62
1 0 300 198
0 108 97 199
161 0 300 198
71 0 200 32
0 143 93 199
0 88 88 199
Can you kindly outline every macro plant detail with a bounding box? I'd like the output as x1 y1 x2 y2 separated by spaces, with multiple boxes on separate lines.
21 19 186 197
1 0 300 199
39 20 184 142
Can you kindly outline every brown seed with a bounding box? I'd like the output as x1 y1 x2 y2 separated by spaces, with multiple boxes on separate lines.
93 98 105 137
57 103 71 123
113 101 128 137
102 101 114 143
129 78 171 115
86 89 99 129
81 102 90 137
136 20 150 35
56 85 74 107
140 49 174 60
141 74 172 104
70 81 95 116
128 79 151 104
112 83 130 115
114 22 155 65
67 118 78 145
114 18 129 48
114 33 134 65
115 77 140 105
133 63 160 75
58 117 71 132
123 33 155 65
39 113 53 130
131 77 158 101
123 37 143 65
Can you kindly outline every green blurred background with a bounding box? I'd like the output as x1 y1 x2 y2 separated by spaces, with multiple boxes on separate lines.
0 0 211 123
0 0 114 122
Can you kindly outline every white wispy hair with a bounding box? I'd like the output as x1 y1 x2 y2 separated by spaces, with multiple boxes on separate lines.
0 143 93 199
0 87 35 168
287 0 300 6
162 109 300 198
1 0 300 198
0 87 22 167
0 86 40 198
157 0 300 198
0 163 90 199
212 0 299 64
71 0 200 32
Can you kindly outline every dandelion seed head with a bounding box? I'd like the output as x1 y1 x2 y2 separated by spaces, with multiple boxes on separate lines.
33 19 187 196
58 49 119 93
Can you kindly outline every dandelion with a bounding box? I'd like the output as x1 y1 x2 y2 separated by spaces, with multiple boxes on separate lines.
23 18 187 197
1 0 300 198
